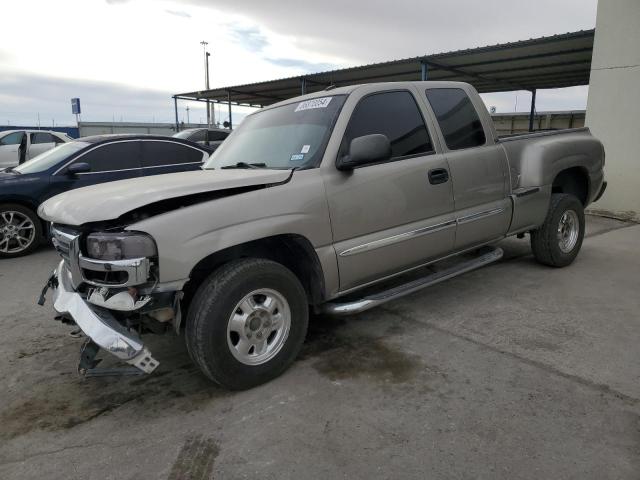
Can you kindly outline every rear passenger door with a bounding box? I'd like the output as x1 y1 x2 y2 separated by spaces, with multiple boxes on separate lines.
28 132 62 160
141 140 206 176
424 87 511 250
324 88 455 292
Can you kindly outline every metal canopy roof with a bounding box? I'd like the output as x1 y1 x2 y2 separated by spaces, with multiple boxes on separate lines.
175 29 594 108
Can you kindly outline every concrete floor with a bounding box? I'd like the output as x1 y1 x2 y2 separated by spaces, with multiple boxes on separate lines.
0 215 638 479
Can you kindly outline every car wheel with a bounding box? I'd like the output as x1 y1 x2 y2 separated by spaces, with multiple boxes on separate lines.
185 258 309 390
530 193 585 267
0 204 42 258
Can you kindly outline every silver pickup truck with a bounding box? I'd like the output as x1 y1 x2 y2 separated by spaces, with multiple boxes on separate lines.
39 81 606 389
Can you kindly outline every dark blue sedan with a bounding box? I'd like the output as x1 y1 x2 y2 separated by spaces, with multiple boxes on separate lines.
0 134 213 258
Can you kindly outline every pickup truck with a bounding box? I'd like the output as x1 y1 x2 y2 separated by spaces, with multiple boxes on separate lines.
38 81 606 390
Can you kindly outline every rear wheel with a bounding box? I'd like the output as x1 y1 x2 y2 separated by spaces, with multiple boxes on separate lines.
530 193 585 267
0 204 42 258
185 258 308 390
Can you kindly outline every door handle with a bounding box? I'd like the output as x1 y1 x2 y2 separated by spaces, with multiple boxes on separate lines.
428 168 449 185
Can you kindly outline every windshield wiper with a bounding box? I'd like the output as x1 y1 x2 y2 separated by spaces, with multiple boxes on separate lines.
221 162 267 170
4 166 20 174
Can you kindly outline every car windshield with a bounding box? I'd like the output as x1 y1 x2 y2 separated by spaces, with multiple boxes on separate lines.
204 95 346 170
13 141 89 174
173 129 199 140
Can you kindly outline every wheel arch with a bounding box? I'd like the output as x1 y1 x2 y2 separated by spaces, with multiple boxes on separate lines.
183 233 326 312
551 166 590 206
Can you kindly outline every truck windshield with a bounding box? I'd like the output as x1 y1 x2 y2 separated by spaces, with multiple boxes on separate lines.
204 95 346 170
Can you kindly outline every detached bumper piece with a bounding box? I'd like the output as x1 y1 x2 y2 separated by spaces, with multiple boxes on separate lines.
51 260 159 375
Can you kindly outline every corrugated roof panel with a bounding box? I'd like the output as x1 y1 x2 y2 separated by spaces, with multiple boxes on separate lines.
176 29 594 106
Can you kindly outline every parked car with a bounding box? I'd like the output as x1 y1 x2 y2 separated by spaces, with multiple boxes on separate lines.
40 81 606 389
0 130 72 169
0 134 212 258
173 127 230 150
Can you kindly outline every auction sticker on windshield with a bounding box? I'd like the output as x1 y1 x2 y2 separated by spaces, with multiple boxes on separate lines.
295 97 332 112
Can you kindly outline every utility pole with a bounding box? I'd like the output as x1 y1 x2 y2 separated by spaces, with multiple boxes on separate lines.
186 105 190 124
200 40 211 127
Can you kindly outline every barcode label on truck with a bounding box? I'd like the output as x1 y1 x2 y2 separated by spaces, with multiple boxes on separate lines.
295 97 332 112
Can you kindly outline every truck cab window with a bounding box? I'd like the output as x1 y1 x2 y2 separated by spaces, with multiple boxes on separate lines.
341 91 433 159
425 88 486 150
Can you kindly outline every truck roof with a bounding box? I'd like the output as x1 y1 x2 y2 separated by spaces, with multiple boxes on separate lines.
264 81 474 111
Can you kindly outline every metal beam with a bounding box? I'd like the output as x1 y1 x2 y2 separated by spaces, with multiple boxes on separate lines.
528 89 537 132
227 91 233 130
173 96 179 132
421 61 429 81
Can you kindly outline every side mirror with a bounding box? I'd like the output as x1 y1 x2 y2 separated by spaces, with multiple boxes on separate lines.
336 134 391 171
67 162 91 175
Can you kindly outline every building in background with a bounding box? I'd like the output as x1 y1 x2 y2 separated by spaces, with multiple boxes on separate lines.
586 0 640 221
77 121 207 138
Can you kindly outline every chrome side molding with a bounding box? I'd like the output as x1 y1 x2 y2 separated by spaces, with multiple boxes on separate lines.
339 219 456 257
322 246 503 316
339 207 505 258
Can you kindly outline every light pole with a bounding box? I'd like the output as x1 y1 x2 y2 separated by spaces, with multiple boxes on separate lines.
200 40 211 127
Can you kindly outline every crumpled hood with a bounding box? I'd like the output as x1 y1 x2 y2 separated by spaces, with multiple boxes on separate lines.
38 169 292 226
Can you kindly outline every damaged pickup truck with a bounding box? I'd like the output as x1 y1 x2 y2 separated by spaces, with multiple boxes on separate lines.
39 81 606 389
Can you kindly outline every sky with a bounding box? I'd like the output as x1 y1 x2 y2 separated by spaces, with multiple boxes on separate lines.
0 0 598 127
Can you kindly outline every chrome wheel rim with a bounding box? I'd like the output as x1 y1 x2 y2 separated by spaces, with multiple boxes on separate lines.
557 209 579 253
0 210 36 254
226 288 291 366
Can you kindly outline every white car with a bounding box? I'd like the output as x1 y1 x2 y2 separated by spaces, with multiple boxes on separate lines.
0 130 72 169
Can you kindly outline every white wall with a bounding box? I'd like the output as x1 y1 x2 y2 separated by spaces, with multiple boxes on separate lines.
78 122 207 138
585 0 640 221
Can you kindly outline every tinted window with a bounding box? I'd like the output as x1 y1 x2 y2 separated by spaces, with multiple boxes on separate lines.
1 132 25 146
426 88 486 150
31 132 56 144
208 130 229 141
77 142 141 172
141 141 204 167
188 130 206 143
340 91 432 159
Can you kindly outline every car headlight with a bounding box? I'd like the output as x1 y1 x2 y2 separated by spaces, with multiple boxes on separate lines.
86 232 157 261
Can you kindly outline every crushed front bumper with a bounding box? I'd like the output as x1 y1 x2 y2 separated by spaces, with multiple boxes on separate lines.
51 260 159 374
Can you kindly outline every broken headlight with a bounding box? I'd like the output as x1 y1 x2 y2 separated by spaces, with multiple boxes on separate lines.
86 232 156 261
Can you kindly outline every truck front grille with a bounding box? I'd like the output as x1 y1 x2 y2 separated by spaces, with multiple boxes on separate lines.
51 225 83 288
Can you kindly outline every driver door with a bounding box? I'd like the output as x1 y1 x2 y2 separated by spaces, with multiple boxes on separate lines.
49 140 143 197
323 88 455 292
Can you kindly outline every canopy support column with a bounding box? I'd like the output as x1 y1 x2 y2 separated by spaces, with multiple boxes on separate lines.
420 61 429 81
227 90 233 130
173 96 179 132
528 88 537 132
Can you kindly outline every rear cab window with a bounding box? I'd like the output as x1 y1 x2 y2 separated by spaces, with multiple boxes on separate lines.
425 88 486 150
340 90 433 161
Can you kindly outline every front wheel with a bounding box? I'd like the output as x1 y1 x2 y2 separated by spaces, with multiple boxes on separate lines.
530 193 585 267
0 203 42 259
185 258 309 390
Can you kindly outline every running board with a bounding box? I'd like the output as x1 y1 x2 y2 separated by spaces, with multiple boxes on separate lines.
321 246 503 316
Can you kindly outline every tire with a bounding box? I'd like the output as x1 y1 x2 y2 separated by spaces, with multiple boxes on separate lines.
530 193 585 267
0 203 42 259
185 258 309 390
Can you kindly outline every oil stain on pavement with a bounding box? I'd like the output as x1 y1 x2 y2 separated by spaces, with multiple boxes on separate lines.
167 434 219 480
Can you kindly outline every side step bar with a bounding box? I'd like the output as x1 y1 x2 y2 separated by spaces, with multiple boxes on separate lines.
321 247 504 316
